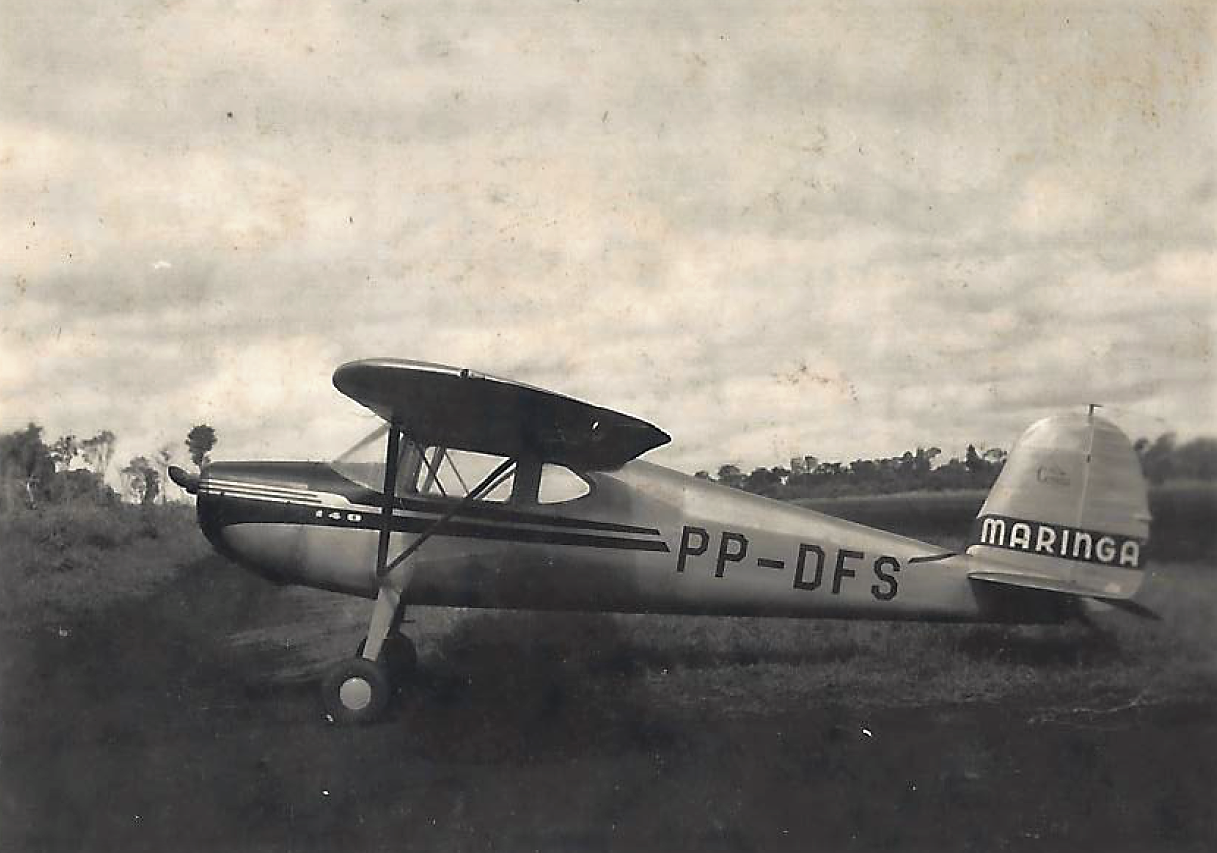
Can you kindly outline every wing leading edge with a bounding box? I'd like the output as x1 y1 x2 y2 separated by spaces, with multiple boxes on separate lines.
333 358 670 471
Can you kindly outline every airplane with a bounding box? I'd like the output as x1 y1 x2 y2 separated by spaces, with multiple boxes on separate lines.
169 358 1156 724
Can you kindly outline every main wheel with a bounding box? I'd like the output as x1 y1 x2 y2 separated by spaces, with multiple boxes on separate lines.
355 634 418 681
321 657 391 725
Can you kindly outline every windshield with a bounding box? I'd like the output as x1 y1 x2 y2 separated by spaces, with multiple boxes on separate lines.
330 425 399 493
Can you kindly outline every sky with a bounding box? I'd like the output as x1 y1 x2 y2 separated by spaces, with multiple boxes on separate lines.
2 0 1214 486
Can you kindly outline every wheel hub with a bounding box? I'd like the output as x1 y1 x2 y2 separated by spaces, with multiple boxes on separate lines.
338 676 373 711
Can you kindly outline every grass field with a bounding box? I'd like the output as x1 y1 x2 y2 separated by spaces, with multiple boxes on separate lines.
1 493 1215 851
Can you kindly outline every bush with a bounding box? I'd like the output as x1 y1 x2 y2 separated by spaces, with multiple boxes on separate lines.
0 502 209 619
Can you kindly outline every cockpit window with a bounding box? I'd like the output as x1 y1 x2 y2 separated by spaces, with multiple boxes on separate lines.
416 447 514 503
330 427 514 502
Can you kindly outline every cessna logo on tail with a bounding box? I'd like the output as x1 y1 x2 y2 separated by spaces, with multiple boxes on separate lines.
973 514 1143 569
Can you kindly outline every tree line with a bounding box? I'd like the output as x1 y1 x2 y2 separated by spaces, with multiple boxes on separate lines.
0 423 219 511
695 433 1217 500
3 420 1213 510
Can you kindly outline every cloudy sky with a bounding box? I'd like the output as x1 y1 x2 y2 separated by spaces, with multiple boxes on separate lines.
2 0 1213 483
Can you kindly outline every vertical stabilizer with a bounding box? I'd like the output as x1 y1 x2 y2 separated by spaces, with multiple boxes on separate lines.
968 412 1151 598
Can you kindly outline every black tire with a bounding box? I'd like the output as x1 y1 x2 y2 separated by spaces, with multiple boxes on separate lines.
320 657 391 725
355 634 418 681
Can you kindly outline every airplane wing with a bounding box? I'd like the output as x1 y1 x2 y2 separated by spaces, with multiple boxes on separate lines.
968 570 1160 620
333 358 671 470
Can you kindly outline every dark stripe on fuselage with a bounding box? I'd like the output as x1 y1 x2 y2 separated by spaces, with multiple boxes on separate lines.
907 552 957 564
389 494 661 537
199 494 671 553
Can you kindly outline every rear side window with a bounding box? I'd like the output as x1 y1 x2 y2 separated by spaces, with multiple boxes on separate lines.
537 465 590 504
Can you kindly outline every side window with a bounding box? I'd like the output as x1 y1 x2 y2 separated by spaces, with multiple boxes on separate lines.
417 447 514 503
537 464 591 504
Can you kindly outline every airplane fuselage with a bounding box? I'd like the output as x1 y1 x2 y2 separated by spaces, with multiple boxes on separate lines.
197 459 1068 625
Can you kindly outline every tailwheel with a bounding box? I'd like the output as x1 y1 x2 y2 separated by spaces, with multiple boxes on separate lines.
321 657 392 725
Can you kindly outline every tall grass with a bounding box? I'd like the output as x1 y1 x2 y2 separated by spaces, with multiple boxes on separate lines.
0 502 210 620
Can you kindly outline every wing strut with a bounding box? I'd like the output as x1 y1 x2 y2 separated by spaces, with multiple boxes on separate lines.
374 423 404 580
371 426 517 580
377 455 516 578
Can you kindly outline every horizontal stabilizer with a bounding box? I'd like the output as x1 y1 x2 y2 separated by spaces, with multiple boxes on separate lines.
969 570 1160 620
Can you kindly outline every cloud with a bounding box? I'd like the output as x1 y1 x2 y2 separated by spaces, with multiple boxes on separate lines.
1 0 1212 477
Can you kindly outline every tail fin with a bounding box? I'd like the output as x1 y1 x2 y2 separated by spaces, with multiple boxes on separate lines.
968 411 1151 600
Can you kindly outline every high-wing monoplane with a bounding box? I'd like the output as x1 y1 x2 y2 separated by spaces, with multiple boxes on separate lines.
170 358 1155 724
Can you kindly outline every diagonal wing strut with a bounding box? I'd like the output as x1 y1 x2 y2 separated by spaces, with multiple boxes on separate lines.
378 451 516 579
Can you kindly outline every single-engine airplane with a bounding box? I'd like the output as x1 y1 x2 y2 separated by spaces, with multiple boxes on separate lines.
170 358 1156 724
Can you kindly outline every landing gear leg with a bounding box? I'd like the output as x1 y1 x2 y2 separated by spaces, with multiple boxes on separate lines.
360 585 401 664
354 634 418 681
354 589 418 683
322 586 411 724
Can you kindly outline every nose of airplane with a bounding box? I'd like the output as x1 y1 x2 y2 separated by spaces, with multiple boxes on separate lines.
192 464 246 566
190 461 329 586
